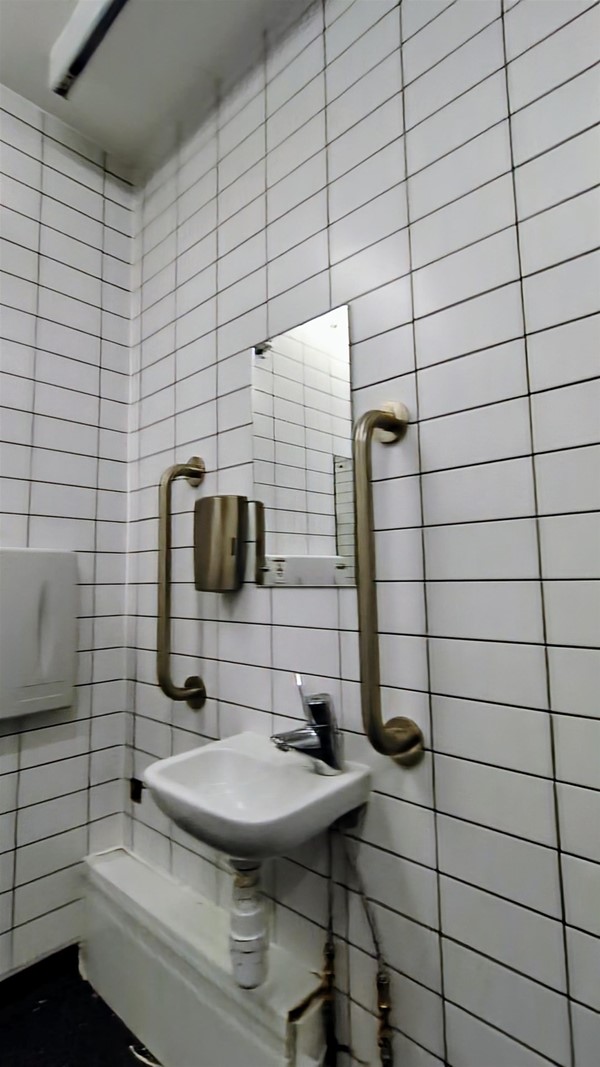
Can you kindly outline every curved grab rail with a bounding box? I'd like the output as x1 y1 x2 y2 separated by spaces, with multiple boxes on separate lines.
353 407 424 764
157 456 207 709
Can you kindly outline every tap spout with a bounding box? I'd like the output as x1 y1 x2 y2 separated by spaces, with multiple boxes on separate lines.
271 724 321 753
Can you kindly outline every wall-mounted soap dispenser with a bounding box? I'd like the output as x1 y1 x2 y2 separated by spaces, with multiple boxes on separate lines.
194 495 248 592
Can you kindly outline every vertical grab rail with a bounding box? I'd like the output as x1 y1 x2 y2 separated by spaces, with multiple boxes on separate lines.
157 456 207 709
353 407 424 764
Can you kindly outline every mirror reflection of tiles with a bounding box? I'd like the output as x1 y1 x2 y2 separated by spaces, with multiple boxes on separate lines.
252 306 354 561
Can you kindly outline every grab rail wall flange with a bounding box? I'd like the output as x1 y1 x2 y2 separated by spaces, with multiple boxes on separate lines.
353 407 424 765
157 456 207 709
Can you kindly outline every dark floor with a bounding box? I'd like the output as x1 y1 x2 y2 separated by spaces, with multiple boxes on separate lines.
0 946 158 1067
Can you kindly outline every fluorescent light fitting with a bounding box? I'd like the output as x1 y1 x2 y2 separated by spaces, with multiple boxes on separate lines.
50 0 131 99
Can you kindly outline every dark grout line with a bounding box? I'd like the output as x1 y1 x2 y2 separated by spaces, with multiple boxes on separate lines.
1 202 132 272
5 776 123 817
507 0 600 63
401 0 461 48
0 111 134 199
10 895 83 932
1 243 131 295
437 992 565 1067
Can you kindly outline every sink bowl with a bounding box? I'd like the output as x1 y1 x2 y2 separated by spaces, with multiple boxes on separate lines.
143 731 371 860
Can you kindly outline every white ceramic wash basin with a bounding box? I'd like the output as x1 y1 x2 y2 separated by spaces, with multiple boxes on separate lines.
143 731 371 859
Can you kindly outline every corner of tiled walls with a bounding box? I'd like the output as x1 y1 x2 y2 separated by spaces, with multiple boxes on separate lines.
0 84 134 975
2 0 599 1063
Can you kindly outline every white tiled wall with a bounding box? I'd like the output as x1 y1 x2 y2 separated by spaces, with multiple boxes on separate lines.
126 2 600 1063
1 0 599 1064
0 86 133 977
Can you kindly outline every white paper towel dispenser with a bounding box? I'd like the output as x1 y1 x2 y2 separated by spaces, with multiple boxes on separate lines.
0 549 78 720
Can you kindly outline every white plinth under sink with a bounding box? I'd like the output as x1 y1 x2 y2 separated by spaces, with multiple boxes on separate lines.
82 850 325 1067
142 731 371 988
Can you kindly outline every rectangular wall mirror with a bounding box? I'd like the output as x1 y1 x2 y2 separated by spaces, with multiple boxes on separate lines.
252 306 355 587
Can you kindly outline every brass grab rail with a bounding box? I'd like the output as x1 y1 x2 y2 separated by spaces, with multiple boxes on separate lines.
353 407 424 764
157 456 207 709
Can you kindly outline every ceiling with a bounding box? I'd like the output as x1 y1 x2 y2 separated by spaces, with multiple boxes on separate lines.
0 0 306 176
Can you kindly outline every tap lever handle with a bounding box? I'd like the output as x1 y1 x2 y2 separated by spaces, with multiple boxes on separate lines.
273 688 342 773
295 674 337 733
295 673 311 720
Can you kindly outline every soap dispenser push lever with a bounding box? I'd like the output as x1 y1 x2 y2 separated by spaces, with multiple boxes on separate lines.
271 674 343 775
